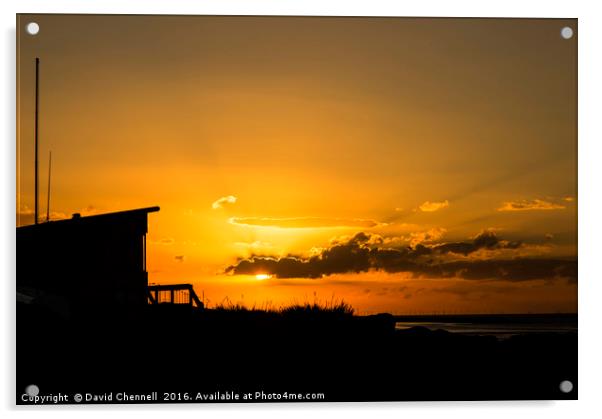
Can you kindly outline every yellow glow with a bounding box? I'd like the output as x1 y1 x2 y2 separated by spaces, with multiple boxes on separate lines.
255 274 272 281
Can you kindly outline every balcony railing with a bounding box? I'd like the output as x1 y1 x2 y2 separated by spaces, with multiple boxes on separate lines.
147 284 203 308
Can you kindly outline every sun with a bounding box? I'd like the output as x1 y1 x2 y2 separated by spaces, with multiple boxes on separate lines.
255 274 272 280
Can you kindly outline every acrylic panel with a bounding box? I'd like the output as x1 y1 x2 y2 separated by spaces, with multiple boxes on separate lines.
16 14 577 404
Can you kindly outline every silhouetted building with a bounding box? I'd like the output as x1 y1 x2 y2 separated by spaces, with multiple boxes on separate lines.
17 206 159 317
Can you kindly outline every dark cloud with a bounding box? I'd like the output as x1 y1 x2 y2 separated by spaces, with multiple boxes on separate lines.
431 230 522 256
427 259 577 282
225 231 576 282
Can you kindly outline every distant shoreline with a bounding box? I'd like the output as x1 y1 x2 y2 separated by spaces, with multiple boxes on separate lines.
392 312 577 323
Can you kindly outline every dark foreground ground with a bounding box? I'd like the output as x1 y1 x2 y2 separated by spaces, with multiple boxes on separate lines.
17 304 577 403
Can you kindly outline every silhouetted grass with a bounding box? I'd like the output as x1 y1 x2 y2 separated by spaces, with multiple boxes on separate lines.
281 301 354 316
211 299 355 317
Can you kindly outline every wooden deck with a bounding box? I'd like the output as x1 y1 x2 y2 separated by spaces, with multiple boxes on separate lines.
147 284 203 308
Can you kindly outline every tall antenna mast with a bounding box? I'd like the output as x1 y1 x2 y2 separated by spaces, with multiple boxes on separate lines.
46 151 52 222
34 57 40 225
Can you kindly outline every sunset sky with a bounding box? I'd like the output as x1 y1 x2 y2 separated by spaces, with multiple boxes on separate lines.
17 15 577 314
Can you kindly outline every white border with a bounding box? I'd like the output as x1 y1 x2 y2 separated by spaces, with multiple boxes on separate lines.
2 1 601 418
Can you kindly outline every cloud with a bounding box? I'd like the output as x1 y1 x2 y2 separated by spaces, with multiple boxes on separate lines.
17 205 98 225
432 258 576 282
497 199 565 212
419 200 449 212
330 232 385 246
407 227 447 246
212 195 237 209
174 255 185 262
63 206 99 219
225 231 575 282
563 196 575 202
79 205 99 216
18 205 34 215
234 240 272 249
430 229 522 256
48 211 69 220
234 241 275 253
228 217 383 229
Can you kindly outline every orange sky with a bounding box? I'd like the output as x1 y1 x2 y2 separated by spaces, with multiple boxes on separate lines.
17 15 577 314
